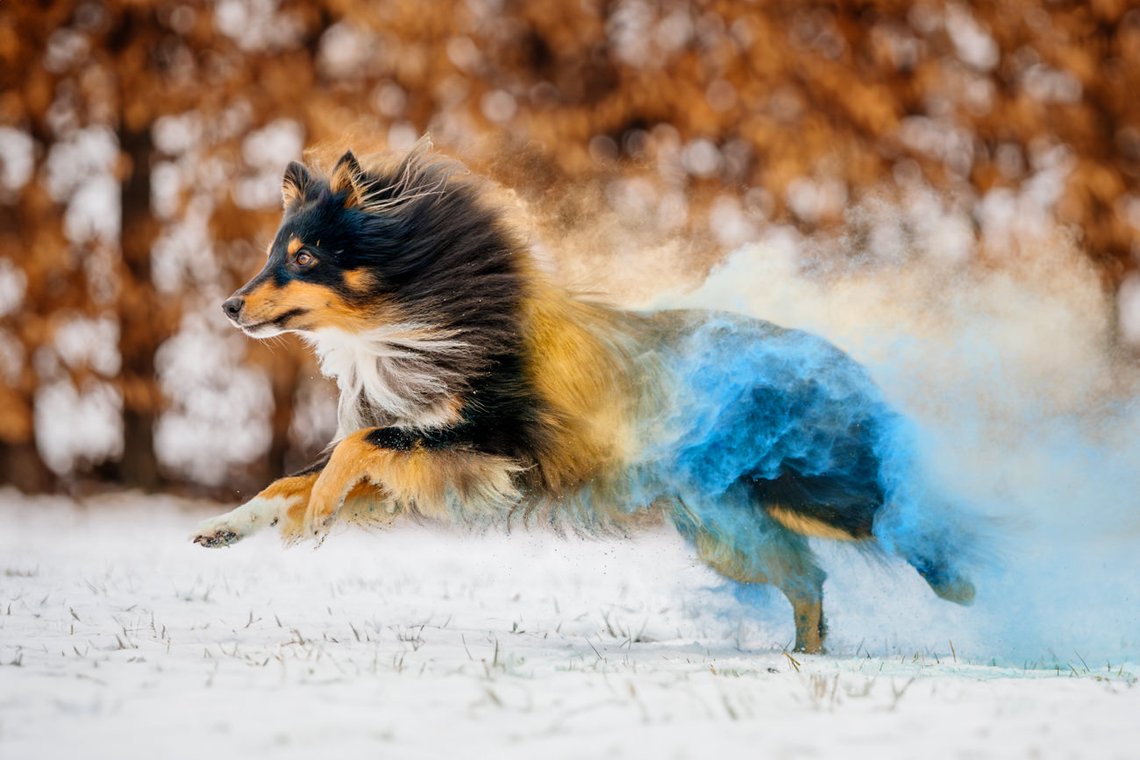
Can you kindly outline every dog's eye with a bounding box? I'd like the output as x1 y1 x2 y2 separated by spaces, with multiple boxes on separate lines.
294 250 316 268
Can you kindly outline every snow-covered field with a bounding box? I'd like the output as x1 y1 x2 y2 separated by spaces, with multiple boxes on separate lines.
1 490 1136 760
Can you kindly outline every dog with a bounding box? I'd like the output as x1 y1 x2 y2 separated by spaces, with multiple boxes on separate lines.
193 139 976 653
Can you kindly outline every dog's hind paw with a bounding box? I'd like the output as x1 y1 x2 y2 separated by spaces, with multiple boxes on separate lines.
931 576 976 606
304 512 336 547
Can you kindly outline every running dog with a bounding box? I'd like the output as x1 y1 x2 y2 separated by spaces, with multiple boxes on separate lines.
193 140 976 653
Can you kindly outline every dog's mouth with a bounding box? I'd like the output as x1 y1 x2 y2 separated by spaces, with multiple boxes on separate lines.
230 308 309 338
237 320 285 338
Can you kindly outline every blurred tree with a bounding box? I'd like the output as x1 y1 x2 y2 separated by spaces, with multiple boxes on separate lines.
0 1 335 490
0 4 83 491
0 0 1136 493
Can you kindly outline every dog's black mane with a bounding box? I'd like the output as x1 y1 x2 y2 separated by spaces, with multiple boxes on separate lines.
283 149 556 470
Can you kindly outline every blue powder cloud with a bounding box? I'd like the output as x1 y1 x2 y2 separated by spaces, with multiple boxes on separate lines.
643 241 1140 666
635 312 977 609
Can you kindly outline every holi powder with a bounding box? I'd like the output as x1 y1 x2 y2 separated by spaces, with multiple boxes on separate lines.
627 312 975 601
621 229 1140 666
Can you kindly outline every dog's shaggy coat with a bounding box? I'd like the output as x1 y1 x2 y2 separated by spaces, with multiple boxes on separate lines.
194 141 975 653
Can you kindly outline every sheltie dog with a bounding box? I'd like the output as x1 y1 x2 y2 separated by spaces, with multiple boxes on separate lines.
193 139 975 653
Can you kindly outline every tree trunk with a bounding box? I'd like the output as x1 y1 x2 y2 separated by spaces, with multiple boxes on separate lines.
115 125 163 490
267 352 301 480
0 440 53 493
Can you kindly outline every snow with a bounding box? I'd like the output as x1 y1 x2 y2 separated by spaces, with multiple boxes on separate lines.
44 126 120 245
1 491 1137 759
154 313 275 485
480 90 518 124
1120 273 1140 347
680 138 722 178
944 4 1000 72
237 119 305 209
0 127 35 194
213 0 304 53
32 381 123 474
0 258 27 319
317 22 379 80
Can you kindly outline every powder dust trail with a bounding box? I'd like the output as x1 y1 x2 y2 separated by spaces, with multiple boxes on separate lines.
639 226 1140 665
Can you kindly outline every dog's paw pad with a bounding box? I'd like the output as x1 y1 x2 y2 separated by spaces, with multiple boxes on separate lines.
191 520 244 548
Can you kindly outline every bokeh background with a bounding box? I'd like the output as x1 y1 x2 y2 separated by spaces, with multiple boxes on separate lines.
2 0 1139 496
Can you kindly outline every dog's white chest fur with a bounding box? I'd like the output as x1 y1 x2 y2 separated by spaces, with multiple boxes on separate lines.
305 326 465 436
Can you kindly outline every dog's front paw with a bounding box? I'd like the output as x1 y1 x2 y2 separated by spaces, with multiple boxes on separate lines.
191 515 247 548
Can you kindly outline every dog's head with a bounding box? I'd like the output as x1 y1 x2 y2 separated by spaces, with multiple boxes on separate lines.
222 142 486 339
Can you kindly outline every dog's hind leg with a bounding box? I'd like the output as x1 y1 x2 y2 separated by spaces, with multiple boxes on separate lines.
872 503 977 605
695 529 827 654
675 483 829 654
902 545 976 605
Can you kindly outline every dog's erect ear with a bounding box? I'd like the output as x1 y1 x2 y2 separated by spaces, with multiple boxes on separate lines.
329 151 366 208
282 161 315 208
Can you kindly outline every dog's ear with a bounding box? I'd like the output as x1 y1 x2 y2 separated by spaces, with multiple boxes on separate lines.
282 161 314 208
329 150 366 208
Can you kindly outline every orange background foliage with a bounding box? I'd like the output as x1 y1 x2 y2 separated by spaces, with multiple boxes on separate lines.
0 1 1136 492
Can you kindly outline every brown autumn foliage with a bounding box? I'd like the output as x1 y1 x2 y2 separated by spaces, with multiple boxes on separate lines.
0 1 1136 493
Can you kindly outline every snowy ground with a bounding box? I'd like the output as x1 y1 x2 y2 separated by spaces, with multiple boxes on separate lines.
1 490 1137 760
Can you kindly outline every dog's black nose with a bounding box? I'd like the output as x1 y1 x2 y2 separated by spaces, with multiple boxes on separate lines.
221 297 244 320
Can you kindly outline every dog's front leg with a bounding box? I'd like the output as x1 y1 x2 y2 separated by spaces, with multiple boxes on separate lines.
192 469 320 548
304 428 522 540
